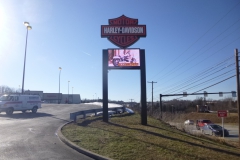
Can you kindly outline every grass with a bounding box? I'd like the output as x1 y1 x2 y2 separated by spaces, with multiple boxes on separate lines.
62 113 240 160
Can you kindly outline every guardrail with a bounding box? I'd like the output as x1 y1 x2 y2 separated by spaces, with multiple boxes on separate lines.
70 106 126 122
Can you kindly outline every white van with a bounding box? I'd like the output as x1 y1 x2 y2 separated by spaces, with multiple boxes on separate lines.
0 94 42 115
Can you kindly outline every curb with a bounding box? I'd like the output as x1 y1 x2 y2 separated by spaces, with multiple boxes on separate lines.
57 121 112 160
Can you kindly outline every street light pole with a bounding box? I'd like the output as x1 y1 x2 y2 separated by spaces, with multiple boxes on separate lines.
68 81 70 104
22 22 32 94
72 87 74 104
58 67 62 104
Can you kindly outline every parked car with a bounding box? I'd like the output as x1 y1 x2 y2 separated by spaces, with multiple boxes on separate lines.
90 111 115 117
184 119 194 125
201 124 229 137
125 108 134 114
196 119 212 130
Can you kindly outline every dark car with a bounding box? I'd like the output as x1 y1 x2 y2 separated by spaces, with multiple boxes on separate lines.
201 124 229 137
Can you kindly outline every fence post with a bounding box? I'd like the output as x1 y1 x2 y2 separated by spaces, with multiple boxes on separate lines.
74 115 76 122
70 113 77 122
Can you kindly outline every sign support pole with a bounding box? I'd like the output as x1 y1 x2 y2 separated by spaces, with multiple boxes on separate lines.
222 117 224 138
218 110 227 138
140 49 147 125
102 50 109 122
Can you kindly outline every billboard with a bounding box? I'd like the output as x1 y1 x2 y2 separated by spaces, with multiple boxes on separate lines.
108 48 140 68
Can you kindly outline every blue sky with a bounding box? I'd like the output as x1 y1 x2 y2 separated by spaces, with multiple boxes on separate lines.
0 0 240 102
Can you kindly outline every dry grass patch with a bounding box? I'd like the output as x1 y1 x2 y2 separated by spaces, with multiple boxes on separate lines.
62 113 240 160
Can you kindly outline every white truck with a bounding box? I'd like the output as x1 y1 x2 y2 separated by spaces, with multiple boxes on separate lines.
0 94 42 115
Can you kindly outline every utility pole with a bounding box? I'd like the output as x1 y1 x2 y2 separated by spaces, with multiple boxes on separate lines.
129 99 134 108
148 81 157 113
235 48 240 146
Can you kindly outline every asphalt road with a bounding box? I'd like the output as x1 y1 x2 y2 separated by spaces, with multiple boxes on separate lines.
0 103 101 160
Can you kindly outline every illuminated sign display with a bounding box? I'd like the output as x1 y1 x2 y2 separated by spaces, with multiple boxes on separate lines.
101 15 146 48
108 48 140 68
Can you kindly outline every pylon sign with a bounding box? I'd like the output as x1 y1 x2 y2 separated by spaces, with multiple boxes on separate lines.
101 15 146 48
101 15 147 125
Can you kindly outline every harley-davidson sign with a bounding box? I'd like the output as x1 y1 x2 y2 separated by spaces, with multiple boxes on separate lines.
101 15 146 48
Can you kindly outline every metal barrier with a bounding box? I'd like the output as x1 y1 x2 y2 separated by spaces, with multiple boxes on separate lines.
70 106 126 122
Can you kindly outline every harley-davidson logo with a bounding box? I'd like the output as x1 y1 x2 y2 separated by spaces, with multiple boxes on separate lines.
101 15 146 48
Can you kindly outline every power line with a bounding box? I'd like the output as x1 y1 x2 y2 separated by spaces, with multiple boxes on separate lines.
161 61 234 93
156 56 234 93
154 25 240 85
150 1 240 81
194 75 236 93
132 55 235 102
131 32 239 101
155 55 234 93
191 35 240 69
169 69 235 94
130 2 240 101
155 34 240 93
163 63 235 94
154 20 240 84
174 75 236 100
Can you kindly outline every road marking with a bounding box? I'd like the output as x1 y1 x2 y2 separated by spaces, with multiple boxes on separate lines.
28 128 36 133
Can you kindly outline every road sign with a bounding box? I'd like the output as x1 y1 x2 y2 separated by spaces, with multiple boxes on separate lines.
218 110 227 117
183 92 187 97
219 92 223 97
232 91 236 97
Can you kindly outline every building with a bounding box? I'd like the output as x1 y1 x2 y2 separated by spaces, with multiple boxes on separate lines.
60 94 81 104
24 90 81 104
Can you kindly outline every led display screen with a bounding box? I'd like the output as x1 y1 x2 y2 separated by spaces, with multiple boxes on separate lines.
108 49 140 68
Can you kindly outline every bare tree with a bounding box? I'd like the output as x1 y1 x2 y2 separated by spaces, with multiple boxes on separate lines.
0 85 18 94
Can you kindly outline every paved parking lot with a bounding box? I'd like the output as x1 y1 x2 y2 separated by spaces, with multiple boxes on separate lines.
0 104 101 160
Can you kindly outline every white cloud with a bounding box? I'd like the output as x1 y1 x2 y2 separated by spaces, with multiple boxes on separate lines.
82 51 91 56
